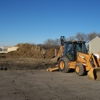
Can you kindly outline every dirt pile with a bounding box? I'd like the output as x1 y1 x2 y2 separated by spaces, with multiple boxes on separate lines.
7 43 42 58
3 43 58 58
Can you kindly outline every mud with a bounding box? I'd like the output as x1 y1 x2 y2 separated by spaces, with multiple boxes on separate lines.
0 58 55 70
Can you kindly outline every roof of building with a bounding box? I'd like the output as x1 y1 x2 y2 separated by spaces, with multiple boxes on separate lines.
89 36 100 44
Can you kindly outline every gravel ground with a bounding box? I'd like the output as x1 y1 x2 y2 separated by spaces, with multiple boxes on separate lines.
0 58 100 100
0 70 100 100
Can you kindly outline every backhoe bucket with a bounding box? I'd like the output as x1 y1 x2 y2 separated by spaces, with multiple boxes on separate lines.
51 45 64 63
51 56 59 63
88 68 100 80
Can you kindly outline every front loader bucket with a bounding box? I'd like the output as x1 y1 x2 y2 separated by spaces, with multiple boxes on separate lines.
88 68 100 80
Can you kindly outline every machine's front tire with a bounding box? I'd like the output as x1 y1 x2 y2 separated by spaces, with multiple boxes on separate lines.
58 57 70 73
75 63 85 76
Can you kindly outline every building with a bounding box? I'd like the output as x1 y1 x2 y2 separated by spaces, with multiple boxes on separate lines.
88 36 100 54
0 46 19 53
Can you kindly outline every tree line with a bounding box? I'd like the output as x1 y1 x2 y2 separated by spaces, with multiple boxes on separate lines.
41 32 100 49
45 32 100 44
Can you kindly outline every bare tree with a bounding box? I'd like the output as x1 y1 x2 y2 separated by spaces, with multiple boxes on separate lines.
44 39 54 45
66 36 75 41
75 32 87 41
44 39 60 49
54 39 60 46
86 32 97 42
42 32 100 49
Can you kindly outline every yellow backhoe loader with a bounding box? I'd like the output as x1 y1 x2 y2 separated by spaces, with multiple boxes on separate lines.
47 36 100 80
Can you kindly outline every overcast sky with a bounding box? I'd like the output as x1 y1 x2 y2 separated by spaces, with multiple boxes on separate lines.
0 0 100 46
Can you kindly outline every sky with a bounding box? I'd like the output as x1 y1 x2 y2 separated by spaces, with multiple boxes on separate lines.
0 0 100 46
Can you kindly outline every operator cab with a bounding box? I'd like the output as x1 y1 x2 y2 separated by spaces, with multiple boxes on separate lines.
63 41 87 61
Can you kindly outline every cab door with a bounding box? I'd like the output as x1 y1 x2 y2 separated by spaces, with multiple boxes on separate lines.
63 43 75 61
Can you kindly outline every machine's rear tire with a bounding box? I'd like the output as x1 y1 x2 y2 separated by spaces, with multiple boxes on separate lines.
75 63 85 76
58 56 70 73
